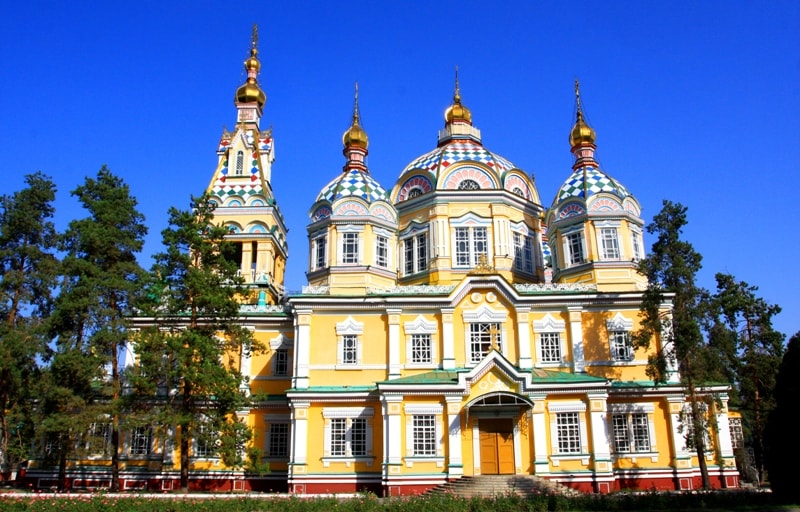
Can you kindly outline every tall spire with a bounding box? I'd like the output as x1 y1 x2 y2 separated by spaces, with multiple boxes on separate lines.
342 81 369 151
444 66 472 125
569 79 596 149
235 24 267 111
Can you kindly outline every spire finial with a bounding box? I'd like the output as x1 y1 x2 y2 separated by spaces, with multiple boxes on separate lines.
575 78 583 115
342 81 368 150
454 66 461 103
353 81 360 125
252 23 259 50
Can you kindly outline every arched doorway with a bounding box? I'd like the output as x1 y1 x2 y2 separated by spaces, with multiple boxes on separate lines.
466 392 533 475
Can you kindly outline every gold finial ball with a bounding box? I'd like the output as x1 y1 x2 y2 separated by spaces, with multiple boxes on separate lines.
445 101 472 124
244 48 261 73
343 123 369 149
236 81 267 108
569 112 596 146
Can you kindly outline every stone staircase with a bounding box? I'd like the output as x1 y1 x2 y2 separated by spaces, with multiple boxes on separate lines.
426 474 583 498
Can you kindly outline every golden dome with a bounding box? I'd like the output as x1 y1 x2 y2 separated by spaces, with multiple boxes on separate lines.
234 28 267 109
569 110 596 147
342 82 369 149
444 67 472 124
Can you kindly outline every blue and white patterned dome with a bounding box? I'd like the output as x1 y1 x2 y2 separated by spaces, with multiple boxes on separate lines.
552 165 631 206
399 141 517 184
314 169 390 207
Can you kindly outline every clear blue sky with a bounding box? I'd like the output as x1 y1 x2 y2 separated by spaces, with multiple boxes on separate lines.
2 1 798 338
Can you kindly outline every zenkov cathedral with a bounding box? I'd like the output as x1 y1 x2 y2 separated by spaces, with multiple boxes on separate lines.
26 31 740 494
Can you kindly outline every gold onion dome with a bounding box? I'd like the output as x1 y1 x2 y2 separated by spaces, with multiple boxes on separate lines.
235 27 267 108
342 82 369 149
444 67 472 124
569 110 596 147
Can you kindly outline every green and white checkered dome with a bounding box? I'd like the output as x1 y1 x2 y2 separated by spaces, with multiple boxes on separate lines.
552 165 631 208
314 169 390 208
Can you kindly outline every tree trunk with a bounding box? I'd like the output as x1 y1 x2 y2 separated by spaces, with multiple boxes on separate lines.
687 379 711 489
110 340 120 492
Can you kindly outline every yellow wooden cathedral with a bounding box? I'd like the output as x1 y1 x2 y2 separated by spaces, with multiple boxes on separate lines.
24 31 740 494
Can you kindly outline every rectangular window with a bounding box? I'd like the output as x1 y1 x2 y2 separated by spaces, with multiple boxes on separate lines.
539 332 562 363
601 228 620 260
403 234 429 275
610 331 633 361
130 426 152 456
376 236 388 268
314 236 327 270
612 413 651 453
410 334 432 364
273 349 289 376
195 425 219 458
404 237 415 275
342 232 359 264
412 415 437 456
556 412 581 454
350 418 367 457
330 418 347 456
632 231 642 261
567 232 585 265
729 417 743 450
469 322 501 364
416 234 428 272
455 228 470 266
87 422 111 456
341 334 358 365
513 233 535 273
268 423 289 458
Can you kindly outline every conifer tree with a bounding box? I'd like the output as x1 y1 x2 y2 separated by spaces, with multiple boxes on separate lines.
633 200 722 489
707 273 784 484
0 172 59 476
132 194 258 493
50 166 147 491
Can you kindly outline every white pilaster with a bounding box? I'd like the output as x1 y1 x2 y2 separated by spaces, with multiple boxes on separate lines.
567 306 586 372
289 400 310 473
442 308 455 370
587 392 612 474
292 308 311 389
516 306 532 369
382 394 403 478
387 308 402 379
445 396 463 476
530 394 549 474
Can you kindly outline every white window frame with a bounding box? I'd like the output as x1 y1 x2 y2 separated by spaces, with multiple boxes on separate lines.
404 404 444 463
401 232 429 276
631 227 644 262
606 313 635 363
341 232 359 264
128 426 153 457
311 233 327 271
336 316 364 368
235 150 244 176
375 235 389 268
513 231 535 274
729 417 743 451
563 228 586 267
405 315 437 368
86 421 112 457
533 314 567 367
193 423 220 460
599 226 621 260
610 404 658 458
548 402 589 463
462 305 507 366
322 407 374 463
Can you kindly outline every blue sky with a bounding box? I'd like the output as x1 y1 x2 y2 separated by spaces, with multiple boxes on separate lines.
2 1 798 337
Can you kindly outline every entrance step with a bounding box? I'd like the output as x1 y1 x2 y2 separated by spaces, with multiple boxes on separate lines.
426 475 583 498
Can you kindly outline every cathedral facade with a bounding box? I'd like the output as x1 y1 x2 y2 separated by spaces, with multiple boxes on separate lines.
25 34 739 495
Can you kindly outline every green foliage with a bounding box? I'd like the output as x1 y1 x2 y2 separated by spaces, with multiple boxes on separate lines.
0 171 59 472
765 331 800 503
130 194 262 491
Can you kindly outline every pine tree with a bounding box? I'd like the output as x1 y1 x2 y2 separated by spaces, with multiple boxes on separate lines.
0 172 59 476
707 273 784 484
765 332 800 503
50 166 147 491
633 200 722 489
131 194 259 493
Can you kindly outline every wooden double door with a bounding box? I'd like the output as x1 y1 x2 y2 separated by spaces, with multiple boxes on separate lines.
479 418 515 474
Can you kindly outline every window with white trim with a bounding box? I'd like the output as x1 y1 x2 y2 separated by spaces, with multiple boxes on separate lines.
412 416 437 456
323 407 374 459
556 412 582 454
564 230 586 266
273 348 290 376
410 334 432 364
455 226 488 267
336 317 363 367
513 232 535 274
468 322 501 364
375 235 389 268
341 335 358 365
457 179 480 190
729 417 743 450
534 314 567 366
600 227 621 260
235 151 244 176
129 426 153 456
405 315 437 367
87 422 112 456
612 412 651 453
266 422 289 458
402 233 428 276
312 234 327 270
607 313 634 362
631 228 644 261
341 232 359 264
194 424 220 459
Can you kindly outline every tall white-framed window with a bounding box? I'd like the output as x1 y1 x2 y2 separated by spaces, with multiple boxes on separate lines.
404 404 443 460
375 235 389 268
311 233 327 270
563 229 586 266
405 315 437 367
454 227 488 267
342 232 359 264
336 316 364 367
631 228 644 262
729 417 744 450
599 227 621 260
129 426 153 456
194 424 220 459
606 313 635 362
235 151 244 176
463 305 507 365
322 407 374 461
549 402 588 458
533 313 567 366
86 422 112 456
610 404 657 455
513 231 535 274
402 232 428 276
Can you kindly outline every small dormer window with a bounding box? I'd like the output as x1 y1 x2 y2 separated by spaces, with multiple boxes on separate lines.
235 151 244 176
457 179 480 190
407 188 423 199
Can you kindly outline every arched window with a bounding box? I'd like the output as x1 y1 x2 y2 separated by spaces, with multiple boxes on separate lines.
457 179 480 190
235 151 244 176
407 187 423 199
